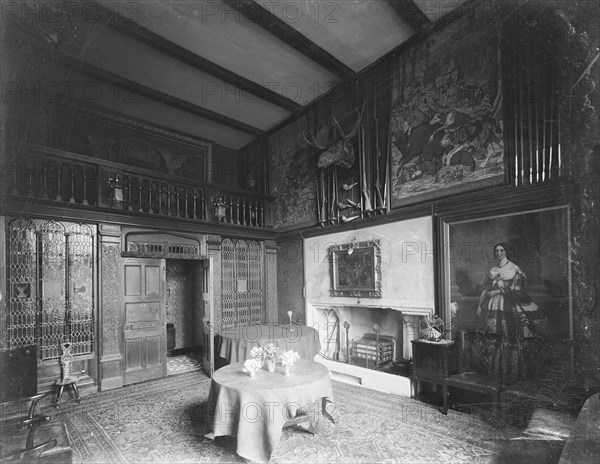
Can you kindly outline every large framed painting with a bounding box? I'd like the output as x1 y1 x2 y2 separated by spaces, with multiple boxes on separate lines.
440 206 572 342
329 240 381 298
390 13 504 207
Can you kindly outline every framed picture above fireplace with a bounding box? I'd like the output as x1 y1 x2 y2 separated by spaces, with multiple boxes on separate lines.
329 239 382 298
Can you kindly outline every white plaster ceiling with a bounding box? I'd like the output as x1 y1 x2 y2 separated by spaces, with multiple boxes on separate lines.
31 0 469 150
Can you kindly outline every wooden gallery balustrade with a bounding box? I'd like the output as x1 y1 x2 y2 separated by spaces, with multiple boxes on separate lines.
0 145 273 229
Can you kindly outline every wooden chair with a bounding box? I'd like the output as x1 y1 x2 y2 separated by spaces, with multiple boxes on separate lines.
0 394 72 464
442 330 502 414
54 343 82 406
0 346 72 463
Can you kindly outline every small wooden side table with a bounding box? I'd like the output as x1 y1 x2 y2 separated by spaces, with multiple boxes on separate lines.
411 339 457 402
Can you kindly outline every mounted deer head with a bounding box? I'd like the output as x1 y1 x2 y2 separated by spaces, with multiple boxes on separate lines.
303 105 364 169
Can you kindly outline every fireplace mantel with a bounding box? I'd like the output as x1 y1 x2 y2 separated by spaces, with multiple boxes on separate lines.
308 302 432 317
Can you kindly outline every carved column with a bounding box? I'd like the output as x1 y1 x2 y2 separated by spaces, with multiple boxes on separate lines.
206 235 222 333
264 240 278 323
98 224 123 391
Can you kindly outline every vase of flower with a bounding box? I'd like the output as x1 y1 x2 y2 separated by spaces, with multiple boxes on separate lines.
261 343 279 372
243 358 261 377
280 350 299 377
266 358 276 372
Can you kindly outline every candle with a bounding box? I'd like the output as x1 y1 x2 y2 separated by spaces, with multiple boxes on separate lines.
287 311 293 327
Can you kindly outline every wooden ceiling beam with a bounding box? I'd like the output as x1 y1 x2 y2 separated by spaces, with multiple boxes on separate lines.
57 53 265 137
96 4 302 113
385 0 433 35
222 0 355 81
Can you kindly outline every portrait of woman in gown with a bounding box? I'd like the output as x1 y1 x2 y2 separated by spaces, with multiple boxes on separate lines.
476 242 552 383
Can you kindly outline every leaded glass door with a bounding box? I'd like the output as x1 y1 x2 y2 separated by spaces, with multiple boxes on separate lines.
221 238 264 329
5 217 95 364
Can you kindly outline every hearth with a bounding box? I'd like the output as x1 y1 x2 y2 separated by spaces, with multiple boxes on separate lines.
308 302 429 395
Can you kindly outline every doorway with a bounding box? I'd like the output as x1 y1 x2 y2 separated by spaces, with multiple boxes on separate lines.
165 259 204 366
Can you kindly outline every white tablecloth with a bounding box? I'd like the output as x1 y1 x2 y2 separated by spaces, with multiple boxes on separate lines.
215 324 321 363
206 359 334 463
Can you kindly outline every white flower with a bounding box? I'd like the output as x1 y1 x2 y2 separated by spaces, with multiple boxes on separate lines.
280 350 300 367
243 358 262 374
250 346 263 360
262 343 280 359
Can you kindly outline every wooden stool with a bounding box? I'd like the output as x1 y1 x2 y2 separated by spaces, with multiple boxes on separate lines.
54 343 82 407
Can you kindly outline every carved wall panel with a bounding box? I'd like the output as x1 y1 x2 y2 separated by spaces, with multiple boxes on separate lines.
265 240 279 323
100 241 121 356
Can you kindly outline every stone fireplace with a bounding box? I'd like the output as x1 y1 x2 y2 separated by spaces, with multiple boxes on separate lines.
310 303 429 362
307 302 430 396
303 217 435 396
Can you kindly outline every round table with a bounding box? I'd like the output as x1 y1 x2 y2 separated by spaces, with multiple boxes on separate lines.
215 323 321 364
206 359 336 463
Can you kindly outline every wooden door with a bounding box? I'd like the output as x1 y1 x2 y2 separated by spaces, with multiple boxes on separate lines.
122 258 166 385
202 257 214 378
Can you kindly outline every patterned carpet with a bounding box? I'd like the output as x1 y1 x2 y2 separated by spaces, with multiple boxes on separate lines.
167 353 203 376
45 370 520 464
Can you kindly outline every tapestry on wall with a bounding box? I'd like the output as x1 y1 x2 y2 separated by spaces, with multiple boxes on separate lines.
269 117 317 229
390 16 504 207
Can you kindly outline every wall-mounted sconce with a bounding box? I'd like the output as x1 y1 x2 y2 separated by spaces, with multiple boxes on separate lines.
347 241 357 255
347 233 361 255
108 174 124 209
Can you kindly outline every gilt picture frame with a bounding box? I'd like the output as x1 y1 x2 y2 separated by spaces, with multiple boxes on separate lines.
439 206 572 340
329 239 382 298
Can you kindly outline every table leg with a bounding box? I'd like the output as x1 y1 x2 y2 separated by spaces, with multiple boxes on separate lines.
441 383 448 415
284 413 315 434
322 397 338 424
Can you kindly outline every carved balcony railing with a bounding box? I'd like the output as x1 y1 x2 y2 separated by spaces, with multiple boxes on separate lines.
1 145 273 229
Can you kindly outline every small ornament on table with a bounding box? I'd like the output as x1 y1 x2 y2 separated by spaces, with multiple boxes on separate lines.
280 350 300 376
242 358 262 377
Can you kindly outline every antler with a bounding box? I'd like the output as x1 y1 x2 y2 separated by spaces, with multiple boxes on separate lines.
302 125 330 150
304 102 364 150
332 104 364 140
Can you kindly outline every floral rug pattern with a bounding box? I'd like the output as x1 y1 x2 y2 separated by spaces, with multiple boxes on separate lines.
47 370 518 464
167 353 203 376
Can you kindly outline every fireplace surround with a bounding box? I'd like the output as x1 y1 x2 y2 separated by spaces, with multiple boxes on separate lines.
307 302 430 395
303 217 435 396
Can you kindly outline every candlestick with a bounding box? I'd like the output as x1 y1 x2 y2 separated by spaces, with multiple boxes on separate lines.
287 311 293 331
373 324 380 346
343 321 351 364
